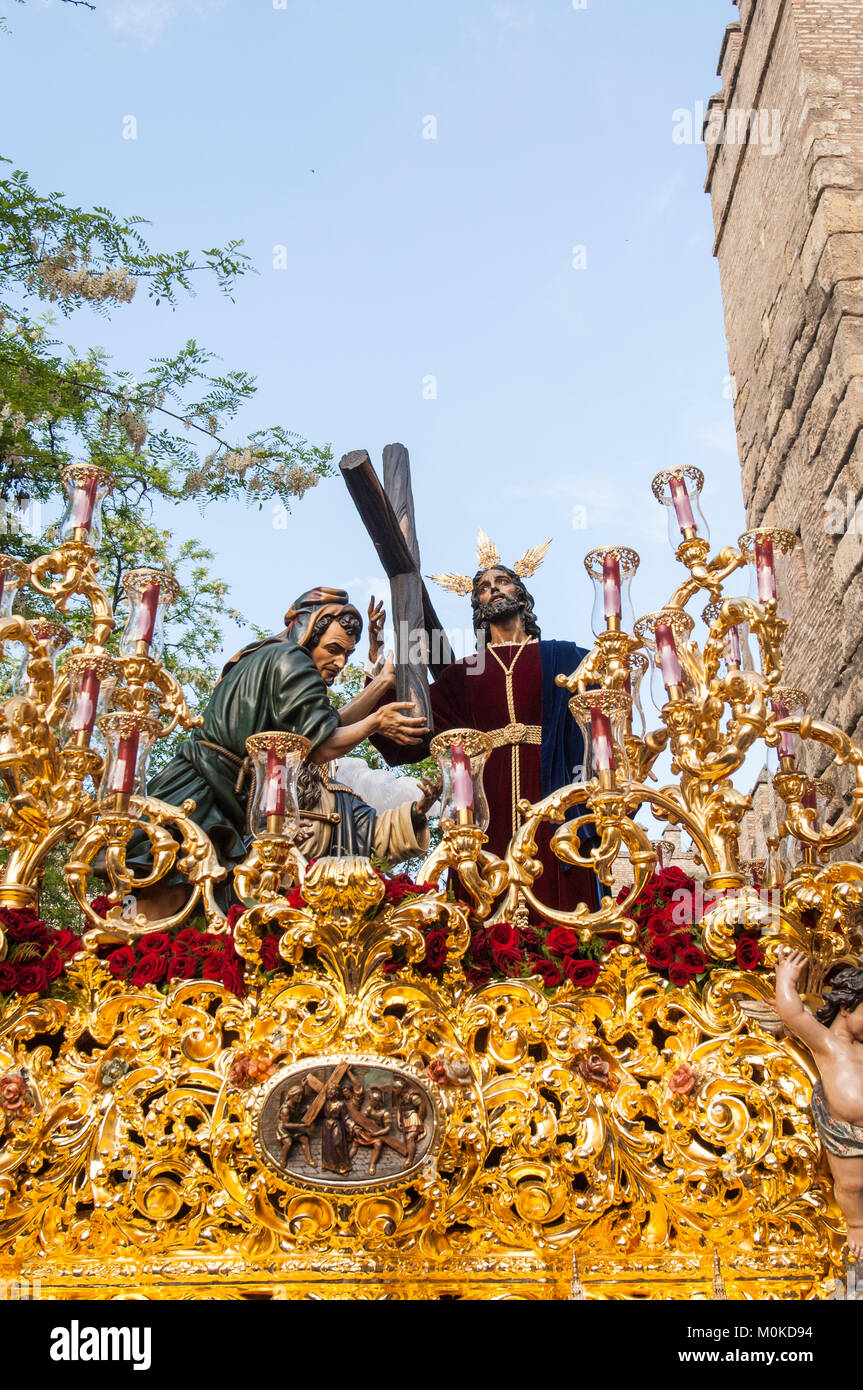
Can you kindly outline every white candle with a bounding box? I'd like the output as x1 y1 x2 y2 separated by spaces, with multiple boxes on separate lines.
451 743 474 812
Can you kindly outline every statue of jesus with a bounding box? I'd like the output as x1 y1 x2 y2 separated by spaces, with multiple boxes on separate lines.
371 540 598 915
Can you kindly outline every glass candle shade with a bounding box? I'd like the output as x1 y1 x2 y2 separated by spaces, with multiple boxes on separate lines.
801 778 835 835
634 609 694 709
118 569 180 659
584 546 640 637
702 600 755 673
770 685 808 763
60 654 123 747
651 467 709 551
58 466 114 546
569 690 632 786
245 732 310 839
97 711 162 814
738 528 798 622
0 555 29 620
12 618 72 694
430 729 492 831
624 651 649 737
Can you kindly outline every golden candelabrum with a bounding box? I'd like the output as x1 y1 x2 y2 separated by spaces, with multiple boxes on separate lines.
0 464 859 1300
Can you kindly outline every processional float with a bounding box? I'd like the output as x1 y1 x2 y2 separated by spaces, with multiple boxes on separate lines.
0 463 859 1300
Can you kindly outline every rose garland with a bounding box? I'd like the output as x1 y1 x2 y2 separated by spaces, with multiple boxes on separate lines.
0 866 766 1006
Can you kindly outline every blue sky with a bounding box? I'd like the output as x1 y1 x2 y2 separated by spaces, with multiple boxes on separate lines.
4 0 743 674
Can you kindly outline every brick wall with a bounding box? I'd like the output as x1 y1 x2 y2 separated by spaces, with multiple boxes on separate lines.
705 0 863 785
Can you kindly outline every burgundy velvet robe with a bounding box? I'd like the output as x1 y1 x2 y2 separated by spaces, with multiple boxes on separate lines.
375 642 598 917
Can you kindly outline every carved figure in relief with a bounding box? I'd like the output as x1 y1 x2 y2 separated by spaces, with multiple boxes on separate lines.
275 1085 316 1168
400 1090 427 1166
775 949 863 1259
320 1083 353 1176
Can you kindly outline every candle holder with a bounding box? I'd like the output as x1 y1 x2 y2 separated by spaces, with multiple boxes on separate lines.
12 618 73 695
58 466 115 546
118 569 180 659
652 467 709 554
97 711 162 816
0 555 29 621
60 654 123 749
702 600 755 674
584 546 640 638
245 732 310 840
769 685 809 765
634 609 695 708
738 528 798 622
430 729 492 831
569 690 632 788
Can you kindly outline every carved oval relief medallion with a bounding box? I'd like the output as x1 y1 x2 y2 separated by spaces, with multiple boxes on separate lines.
254 1055 444 1192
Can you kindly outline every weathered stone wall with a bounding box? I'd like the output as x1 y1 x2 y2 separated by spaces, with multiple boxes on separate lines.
705 0 863 776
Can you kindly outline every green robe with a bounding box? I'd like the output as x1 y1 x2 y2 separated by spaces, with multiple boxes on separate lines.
133 638 340 867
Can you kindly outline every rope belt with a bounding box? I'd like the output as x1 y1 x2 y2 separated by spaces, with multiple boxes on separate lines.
197 739 251 794
487 722 542 750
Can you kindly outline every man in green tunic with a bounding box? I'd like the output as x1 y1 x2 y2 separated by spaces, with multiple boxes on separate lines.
129 587 428 907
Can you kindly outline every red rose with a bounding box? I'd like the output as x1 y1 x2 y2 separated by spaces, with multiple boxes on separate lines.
140 932 172 956
132 954 168 986
669 932 694 954
465 964 493 988
260 937 282 971
545 926 582 958
679 945 707 974
0 907 41 929
382 960 401 975
602 936 622 954
200 952 227 981
221 959 245 997
287 886 307 910
17 965 48 994
647 911 677 939
469 930 491 966
0 963 17 992
488 923 519 951
42 949 65 982
491 942 524 974
424 930 448 971
196 933 229 954
645 939 674 969
226 904 247 929
659 866 690 888
107 946 137 979
168 954 199 980
530 956 563 988
171 927 202 953
53 930 81 955
667 962 692 987
562 957 601 988
90 895 117 919
5 918 50 945
736 934 763 970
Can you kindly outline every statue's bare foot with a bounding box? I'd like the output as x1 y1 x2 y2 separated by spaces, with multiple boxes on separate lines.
847 1227 863 1261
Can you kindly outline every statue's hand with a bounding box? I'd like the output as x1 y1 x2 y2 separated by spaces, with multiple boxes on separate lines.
368 595 386 662
376 701 430 746
415 772 442 817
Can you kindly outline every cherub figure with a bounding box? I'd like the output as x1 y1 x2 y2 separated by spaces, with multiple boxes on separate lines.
774 949 863 1260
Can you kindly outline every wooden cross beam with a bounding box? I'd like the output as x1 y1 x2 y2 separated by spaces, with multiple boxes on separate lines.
340 447 453 724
